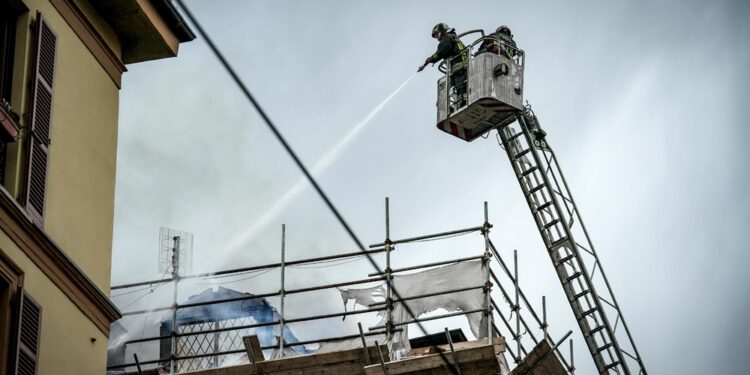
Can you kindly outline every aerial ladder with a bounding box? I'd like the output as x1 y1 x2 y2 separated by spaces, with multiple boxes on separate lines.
430 30 647 374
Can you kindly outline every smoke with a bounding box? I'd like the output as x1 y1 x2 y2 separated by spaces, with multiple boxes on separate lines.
218 73 417 267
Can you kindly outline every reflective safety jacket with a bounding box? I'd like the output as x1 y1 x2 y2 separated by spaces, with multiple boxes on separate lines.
427 32 469 73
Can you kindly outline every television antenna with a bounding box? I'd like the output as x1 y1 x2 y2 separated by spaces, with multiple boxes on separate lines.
158 227 194 276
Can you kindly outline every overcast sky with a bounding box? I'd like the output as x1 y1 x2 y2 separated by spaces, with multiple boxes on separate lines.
109 1 750 373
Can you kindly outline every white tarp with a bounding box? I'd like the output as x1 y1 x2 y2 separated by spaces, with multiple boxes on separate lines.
340 260 489 358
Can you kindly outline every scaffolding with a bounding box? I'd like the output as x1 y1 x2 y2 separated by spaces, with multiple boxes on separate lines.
107 200 575 374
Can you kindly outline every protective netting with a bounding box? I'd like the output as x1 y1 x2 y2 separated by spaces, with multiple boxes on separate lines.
340 260 489 359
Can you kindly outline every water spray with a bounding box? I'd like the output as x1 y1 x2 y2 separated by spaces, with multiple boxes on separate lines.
221 73 417 265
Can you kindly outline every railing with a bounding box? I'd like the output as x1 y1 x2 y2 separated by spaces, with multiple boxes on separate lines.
107 200 575 374
435 31 525 118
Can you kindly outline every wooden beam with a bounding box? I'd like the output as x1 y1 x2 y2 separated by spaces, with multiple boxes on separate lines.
365 344 501 375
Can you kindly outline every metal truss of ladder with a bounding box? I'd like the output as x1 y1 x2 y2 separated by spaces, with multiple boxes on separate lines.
495 110 647 375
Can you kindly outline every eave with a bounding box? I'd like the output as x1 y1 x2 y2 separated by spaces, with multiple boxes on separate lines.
89 0 195 64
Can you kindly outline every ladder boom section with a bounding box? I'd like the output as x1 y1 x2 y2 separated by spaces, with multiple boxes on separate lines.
496 110 647 375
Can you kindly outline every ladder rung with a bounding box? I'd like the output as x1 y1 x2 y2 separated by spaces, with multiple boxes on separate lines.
513 148 531 160
543 219 560 230
571 290 590 301
507 131 525 142
595 343 613 354
556 253 575 265
520 166 538 178
579 307 598 319
528 184 546 195
603 361 621 371
587 325 606 337
565 272 581 283
549 237 568 250
536 201 553 212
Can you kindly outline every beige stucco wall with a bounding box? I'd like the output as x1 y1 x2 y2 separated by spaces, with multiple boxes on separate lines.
6 0 122 293
0 234 109 375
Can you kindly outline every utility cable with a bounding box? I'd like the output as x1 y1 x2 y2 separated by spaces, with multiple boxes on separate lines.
172 2 461 373
111 286 152 299
190 268 275 286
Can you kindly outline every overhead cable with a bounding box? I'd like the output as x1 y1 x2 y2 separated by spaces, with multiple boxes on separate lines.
171 2 459 373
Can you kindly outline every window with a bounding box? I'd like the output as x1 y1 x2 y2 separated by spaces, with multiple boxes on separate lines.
0 276 12 375
0 249 24 375
0 1 16 104
0 0 23 187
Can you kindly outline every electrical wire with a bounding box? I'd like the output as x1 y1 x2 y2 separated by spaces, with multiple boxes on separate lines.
190 268 275 286
170 4 461 372
192 266 279 281
117 270 172 309
120 288 158 310
111 286 152 298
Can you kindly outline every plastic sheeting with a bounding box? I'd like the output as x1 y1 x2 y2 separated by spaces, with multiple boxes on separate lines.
340 260 489 359
339 284 385 317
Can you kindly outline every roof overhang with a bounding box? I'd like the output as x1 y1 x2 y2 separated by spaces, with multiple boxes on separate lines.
89 0 195 64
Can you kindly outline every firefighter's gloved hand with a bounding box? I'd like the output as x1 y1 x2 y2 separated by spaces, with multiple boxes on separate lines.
418 57 432 72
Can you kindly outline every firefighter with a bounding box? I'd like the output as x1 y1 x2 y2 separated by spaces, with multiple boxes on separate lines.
418 23 469 108
477 25 516 59
477 25 517 59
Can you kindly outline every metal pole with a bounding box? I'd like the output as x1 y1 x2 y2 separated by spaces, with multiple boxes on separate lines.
483 202 492 344
113 247 390 291
358 322 371 365
368 225 483 248
133 353 143 375
368 255 484 277
375 340 389 375
542 295 548 339
491 298 528 357
488 240 572 371
514 249 520 364
570 339 576 374
384 198 393 345
445 327 463 375
170 235 181 374
279 224 286 358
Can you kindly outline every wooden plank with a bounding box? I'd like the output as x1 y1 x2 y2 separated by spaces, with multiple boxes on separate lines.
409 337 506 356
509 340 567 375
261 345 385 371
184 345 386 375
364 345 500 375
242 335 266 363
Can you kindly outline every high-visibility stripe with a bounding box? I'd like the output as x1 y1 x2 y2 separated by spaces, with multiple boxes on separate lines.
451 37 469 72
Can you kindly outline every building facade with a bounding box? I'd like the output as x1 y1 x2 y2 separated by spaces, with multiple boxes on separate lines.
0 0 193 373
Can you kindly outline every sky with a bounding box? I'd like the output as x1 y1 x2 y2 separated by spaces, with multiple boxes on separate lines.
109 0 750 373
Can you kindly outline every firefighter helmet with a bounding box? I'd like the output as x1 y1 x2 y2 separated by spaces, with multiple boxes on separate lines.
432 23 452 38
497 25 512 36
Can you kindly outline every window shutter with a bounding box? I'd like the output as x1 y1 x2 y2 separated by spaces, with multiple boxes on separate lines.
11 289 42 375
24 12 57 224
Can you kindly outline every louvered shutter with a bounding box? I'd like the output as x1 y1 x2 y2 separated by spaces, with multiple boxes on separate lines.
11 289 42 375
24 12 57 225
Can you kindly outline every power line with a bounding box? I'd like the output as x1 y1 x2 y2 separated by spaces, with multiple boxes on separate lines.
171 2 460 372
